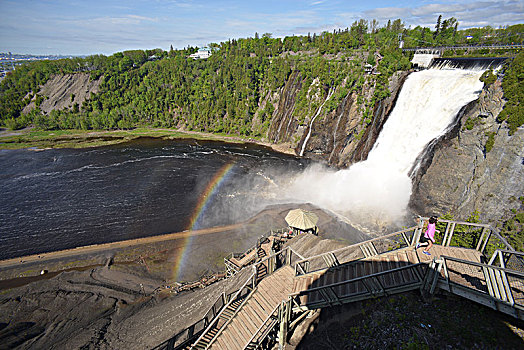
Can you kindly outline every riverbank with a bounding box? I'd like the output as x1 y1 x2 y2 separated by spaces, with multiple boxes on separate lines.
0 127 296 155
0 224 243 292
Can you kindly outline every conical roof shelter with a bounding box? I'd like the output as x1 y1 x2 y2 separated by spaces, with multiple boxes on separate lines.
285 209 318 231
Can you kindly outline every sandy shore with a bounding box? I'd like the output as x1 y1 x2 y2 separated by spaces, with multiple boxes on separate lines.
0 224 241 270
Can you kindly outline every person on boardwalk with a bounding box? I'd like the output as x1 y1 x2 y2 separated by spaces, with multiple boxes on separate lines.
417 216 440 255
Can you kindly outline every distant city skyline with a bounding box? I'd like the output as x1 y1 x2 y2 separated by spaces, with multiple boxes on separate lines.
1 0 523 56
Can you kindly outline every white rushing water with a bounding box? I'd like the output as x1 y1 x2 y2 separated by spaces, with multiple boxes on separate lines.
285 67 486 225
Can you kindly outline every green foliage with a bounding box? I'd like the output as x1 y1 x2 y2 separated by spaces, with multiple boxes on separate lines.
464 116 476 130
480 69 496 86
433 212 485 249
515 212 524 224
497 52 524 135
484 132 496 153
2 20 522 139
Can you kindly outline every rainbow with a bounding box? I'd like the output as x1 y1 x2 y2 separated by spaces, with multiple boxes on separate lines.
171 162 235 282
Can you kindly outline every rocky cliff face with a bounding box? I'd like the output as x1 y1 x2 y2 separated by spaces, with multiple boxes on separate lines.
410 80 524 224
268 71 410 168
23 73 101 115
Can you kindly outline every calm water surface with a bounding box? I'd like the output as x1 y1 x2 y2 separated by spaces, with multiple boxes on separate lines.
0 138 304 259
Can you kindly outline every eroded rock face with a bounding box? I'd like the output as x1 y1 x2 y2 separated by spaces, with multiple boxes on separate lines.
268 71 411 168
410 80 524 224
23 73 101 115
0 266 253 349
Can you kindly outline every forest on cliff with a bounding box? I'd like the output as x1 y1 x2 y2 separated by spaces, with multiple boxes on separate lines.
1 19 522 137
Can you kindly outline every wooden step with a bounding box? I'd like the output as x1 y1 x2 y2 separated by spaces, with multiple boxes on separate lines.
390 254 404 286
234 314 253 343
397 253 416 283
243 303 265 325
248 298 269 321
238 306 260 333
253 293 274 313
217 323 242 350
406 250 420 264
355 263 366 293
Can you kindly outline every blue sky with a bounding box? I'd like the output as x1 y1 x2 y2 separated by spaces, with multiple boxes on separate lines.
1 0 523 55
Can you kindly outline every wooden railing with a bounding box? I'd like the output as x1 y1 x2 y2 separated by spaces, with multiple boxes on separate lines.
188 247 302 349
289 263 427 310
488 250 524 272
223 229 288 278
243 303 281 350
224 252 243 277
421 218 514 257
189 269 257 349
252 246 305 280
292 219 513 277
294 226 420 276
428 255 524 319
155 219 520 349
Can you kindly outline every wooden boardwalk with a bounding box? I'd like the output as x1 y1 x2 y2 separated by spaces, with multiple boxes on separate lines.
207 265 294 350
291 246 483 309
168 220 523 350
196 245 487 349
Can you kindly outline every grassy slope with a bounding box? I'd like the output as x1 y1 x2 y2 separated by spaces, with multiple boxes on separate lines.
0 127 251 150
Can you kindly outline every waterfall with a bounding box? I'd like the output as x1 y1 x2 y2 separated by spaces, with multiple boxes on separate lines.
286 66 488 224
300 88 335 156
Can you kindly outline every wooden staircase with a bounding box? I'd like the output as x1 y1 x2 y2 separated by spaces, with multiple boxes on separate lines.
160 221 523 350
206 265 294 350
192 299 245 350
291 246 483 310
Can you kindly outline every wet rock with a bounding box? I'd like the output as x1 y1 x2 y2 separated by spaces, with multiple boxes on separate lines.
411 80 524 224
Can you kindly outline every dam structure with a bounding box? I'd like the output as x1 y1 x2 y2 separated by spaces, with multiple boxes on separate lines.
154 60 518 349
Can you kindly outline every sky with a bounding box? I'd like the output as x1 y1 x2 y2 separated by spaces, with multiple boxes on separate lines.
0 0 523 56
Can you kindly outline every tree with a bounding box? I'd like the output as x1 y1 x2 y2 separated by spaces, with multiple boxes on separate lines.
434 15 442 38
370 19 379 34
391 19 404 33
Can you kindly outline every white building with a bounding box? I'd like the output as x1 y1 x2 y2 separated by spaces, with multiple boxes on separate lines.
189 48 212 59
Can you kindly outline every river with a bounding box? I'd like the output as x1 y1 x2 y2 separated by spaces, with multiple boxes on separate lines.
0 138 305 260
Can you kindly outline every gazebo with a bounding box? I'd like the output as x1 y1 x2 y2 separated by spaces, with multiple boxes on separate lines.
285 208 318 236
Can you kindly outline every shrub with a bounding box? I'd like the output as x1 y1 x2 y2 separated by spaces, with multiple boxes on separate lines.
484 132 496 153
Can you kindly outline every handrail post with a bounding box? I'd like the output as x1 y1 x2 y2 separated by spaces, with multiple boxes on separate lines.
499 250 506 268
411 218 424 246
442 222 451 246
445 222 456 246
488 249 500 265
476 227 489 251
479 229 492 255
278 299 291 349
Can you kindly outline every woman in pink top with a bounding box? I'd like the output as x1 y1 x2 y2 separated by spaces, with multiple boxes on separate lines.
417 216 440 256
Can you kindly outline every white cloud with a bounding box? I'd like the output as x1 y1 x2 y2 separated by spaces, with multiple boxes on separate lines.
364 7 411 19
363 1 524 29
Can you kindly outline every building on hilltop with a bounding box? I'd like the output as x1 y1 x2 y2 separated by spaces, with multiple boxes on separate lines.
189 47 211 59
